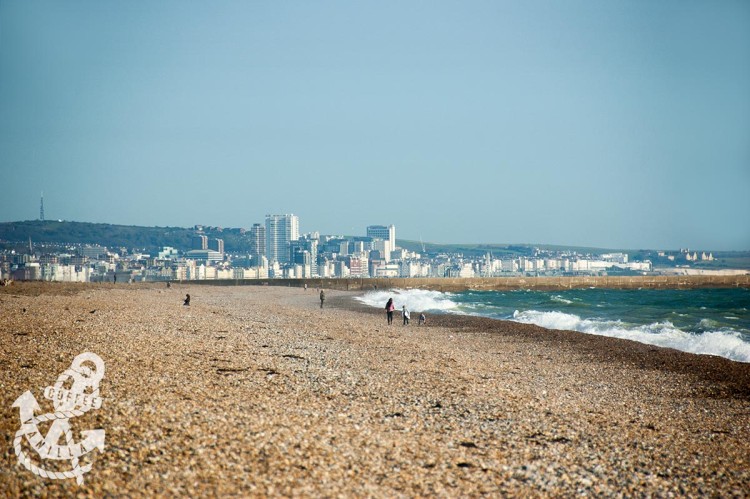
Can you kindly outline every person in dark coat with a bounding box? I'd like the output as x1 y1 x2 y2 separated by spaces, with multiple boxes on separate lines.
183 294 190 306
319 290 325 309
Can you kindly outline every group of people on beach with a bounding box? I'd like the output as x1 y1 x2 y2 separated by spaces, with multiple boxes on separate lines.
385 297 426 326
314 288 427 326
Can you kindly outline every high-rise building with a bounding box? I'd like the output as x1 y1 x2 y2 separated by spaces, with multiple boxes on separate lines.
366 225 396 249
208 238 224 254
290 237 319 276
372 238 392 262
192 234 208 250
265 214 299 264
249 223 266 263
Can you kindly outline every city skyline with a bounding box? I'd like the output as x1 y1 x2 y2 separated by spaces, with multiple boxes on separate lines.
0 215 739 254
4 215 738 285
1 1 748 251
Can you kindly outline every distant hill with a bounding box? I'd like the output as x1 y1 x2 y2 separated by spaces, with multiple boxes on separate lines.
0 220 251 254
397 239 750 268
397 240 533 258
397 239 631 258
4 221 605 258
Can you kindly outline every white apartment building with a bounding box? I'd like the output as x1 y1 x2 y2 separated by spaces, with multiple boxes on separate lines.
234 266 269 279
545 259 562 271
158 247 180 260
374 263 400 278
458 263 475 278
40 264 90 282
602 253 628 263
502 259 518 272
400 260 430 278
265 214 299 265
372 238 392 262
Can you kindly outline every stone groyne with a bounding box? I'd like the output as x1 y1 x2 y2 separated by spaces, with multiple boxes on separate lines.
186 274 750 292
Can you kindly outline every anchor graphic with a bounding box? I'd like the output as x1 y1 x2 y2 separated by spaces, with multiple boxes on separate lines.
12 352 106 485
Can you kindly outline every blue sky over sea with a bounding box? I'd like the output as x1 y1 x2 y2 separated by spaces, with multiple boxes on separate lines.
1 1 748 250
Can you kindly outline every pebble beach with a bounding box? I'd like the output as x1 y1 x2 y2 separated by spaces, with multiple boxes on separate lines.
2 282 749 497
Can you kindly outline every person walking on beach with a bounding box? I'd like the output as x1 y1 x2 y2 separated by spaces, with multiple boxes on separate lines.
183 294 190 306
320 289 325 309
402 305 410 326
385 298 395 325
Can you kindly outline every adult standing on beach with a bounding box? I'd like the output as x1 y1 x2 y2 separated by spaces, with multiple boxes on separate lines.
402 305 410 326
385 298 395 325
320 289 325 309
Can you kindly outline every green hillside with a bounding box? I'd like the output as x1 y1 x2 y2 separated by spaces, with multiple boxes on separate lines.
0 220 251 253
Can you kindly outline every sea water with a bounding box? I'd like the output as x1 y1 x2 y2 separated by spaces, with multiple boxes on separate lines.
356 287 750 363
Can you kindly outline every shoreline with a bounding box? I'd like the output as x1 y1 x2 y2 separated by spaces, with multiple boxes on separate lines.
333 293 750 399
2 282 749 495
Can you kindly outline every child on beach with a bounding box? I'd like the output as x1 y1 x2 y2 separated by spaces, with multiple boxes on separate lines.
402 305 410 326
419 313 426 325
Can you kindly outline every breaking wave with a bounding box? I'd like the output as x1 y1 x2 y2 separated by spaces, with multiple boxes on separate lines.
550 295 573 305
512 310 750 363
355 288 750 363
355 289 459 313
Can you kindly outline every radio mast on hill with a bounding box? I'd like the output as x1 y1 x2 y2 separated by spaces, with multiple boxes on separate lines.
39 191 45 221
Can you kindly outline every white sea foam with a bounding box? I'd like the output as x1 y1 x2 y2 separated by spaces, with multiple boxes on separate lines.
355 289 459 313
356 289 750 363
697 318 718 329
551 295 573 305
512 310 750 363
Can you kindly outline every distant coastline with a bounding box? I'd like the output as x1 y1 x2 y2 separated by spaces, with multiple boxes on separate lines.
187 274 750 292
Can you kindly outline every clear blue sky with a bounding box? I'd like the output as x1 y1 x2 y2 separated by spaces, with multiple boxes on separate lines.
1 1 748 250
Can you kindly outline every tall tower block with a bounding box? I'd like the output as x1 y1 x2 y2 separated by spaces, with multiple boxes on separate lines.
265 214 300 264
39 192 45 221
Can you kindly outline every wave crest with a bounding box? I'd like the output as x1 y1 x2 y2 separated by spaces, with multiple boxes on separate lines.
356 289 458 313
512 310 750 363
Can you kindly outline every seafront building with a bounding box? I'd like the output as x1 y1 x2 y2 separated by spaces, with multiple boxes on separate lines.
8 215 740 284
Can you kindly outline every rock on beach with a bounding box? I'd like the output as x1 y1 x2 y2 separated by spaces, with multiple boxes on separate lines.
1 282 749 496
